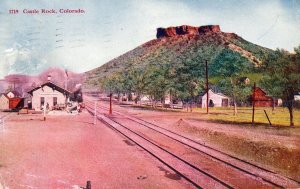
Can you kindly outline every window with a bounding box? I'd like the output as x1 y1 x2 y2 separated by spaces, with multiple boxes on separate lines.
40 97 45 107
53 97 57 106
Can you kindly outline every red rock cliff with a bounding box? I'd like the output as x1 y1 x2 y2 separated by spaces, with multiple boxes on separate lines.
156 25 221 38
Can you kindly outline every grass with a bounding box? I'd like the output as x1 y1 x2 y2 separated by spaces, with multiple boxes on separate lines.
193 107 300 127
126 102 299 127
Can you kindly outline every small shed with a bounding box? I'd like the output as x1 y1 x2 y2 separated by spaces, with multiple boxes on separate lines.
250 87 274 107
9 97 23 110
0 93 23 110
295 93 300 101
199 89 230 108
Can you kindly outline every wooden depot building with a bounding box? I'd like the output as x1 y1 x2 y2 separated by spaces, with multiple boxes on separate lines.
27 81 71 110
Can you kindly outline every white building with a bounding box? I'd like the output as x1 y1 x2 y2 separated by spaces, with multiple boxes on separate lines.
295 93 300 101
199 89 230 108
0 94 9 110
6 91 15 98
27 82 71 110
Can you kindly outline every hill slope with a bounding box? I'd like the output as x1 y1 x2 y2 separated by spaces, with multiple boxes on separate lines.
85 25 274 88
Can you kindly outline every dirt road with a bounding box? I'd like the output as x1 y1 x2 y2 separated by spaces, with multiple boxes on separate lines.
0 111 189 188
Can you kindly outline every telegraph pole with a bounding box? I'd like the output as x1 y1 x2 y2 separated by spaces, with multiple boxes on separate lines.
205 60 209 114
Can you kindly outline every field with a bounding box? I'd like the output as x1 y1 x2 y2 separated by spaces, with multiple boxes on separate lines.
130 104 300 127
193 107 300 127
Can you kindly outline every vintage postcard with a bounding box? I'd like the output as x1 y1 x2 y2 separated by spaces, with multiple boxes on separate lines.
0 0 300 188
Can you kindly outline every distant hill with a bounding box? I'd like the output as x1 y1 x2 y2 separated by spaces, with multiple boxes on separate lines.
84 25 274 89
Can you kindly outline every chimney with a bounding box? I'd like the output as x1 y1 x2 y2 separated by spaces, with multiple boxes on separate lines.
47 74 52 82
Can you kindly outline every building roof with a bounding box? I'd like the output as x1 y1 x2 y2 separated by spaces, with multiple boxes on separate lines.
27 81 71 95
200 89 229 98
252 87 273 101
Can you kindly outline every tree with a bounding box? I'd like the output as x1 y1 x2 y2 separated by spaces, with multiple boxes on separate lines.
261 47 300 126
217 79 252 107
210 49 252 115
144 64 169 108
130 68 147 104
102 73 125 100
171 56 205 111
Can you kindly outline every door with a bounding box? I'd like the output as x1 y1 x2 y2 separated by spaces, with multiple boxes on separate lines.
40 97 45 108
53 97 57 106
222 98 229 107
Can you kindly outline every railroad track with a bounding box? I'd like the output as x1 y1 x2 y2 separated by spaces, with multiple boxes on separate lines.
84 98 300 188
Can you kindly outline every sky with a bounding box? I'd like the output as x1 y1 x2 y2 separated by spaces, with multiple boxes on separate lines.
0 0 300 78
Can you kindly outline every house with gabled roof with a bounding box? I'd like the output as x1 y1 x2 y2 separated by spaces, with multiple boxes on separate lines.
27 78 71 110
250 87 275 107
199 89 230 108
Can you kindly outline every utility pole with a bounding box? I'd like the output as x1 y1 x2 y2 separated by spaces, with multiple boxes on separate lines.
205 60 209 114
252 82 256 126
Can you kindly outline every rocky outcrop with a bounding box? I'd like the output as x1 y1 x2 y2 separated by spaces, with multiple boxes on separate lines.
157 27 177 38
176 25 199 35
227 43 261 66
198 25 220 34
157 25 221 38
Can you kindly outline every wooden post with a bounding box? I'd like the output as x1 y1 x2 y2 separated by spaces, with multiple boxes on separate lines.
86 180 91 189
205 60 209 114
264 110 272 126
252 82 256 126
109 93 112 114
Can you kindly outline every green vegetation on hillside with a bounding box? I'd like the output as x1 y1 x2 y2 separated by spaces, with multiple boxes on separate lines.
85 32 274 108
